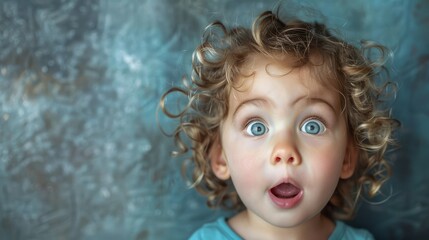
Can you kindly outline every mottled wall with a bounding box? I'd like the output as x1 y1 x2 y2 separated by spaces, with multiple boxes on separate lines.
0 0 428 239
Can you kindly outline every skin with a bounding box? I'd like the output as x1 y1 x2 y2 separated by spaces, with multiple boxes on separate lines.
210 55 357 240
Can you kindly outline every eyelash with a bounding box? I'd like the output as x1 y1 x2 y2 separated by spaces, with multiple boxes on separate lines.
243 117 264 129
303 115 327 127
243 117 269 137
240 115 328 132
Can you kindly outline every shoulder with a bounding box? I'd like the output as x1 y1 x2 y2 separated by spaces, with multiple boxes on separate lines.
188 217 242 240
329 221 375 240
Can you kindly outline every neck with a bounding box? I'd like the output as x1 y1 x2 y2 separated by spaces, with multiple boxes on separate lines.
228 210 335 240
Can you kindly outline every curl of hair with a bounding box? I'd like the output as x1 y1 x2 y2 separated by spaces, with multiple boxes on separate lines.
160 10 399 219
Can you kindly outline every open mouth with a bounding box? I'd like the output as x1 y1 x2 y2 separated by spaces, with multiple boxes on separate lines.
270 182 301 199
268 182 303 208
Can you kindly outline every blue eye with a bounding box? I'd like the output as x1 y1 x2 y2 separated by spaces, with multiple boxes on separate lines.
245 121 268 136
301 119 325 135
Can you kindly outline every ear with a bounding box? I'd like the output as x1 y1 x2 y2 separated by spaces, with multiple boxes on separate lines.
340 139 358 179
209 135 230 180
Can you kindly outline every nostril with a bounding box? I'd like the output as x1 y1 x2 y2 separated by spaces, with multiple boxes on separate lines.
275 156 281 162
287 156 294 163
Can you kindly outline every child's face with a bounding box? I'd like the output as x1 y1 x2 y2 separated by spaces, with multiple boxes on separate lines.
213 55 355 228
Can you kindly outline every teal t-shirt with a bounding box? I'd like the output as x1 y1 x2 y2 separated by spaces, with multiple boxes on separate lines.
189 217 374 240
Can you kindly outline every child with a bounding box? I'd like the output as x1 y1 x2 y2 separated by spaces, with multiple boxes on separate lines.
161 9 398 240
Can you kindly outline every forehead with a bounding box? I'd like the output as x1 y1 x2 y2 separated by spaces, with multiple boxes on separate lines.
228 54 343 113
236 54 338 93
237 52 339 86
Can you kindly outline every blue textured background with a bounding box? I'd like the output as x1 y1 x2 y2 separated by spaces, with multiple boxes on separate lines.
0 0 428 239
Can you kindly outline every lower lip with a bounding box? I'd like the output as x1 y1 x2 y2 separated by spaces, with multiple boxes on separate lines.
268 190 303 209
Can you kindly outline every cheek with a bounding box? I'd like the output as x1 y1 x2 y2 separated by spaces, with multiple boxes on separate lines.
223 139 268 186
306 146 346 186
222 128 266 168
225 144 262 173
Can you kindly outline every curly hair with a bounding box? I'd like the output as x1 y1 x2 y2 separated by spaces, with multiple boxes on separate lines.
160 10 399 220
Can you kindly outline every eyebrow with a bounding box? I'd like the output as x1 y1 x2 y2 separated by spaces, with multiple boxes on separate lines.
232 98 270 117
232 95 337 117
293 95 338 113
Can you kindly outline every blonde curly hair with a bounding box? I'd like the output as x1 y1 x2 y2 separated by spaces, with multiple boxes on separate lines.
160 10 399 220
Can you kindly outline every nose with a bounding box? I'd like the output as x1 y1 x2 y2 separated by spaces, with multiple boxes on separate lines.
271 136 301 166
